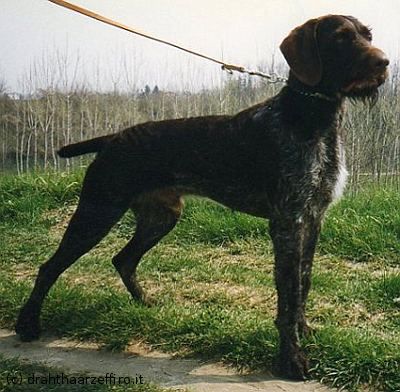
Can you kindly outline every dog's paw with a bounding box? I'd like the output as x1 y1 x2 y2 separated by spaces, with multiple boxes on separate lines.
15 320 41 342
128 281 155 307
140 295 155 307
298 321 315 338
15 310 41 342
274 348 309 381
130 293 155 307
128 286 154 307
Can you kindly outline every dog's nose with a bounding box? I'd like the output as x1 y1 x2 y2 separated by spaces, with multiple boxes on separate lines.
370 51 389 71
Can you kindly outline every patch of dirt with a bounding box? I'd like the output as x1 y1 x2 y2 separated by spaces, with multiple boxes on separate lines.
9 263 37 281
0 329 336 392
43 204 77 238
174 281 276 312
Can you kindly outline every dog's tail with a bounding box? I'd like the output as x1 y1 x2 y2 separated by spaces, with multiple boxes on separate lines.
57 135 112 158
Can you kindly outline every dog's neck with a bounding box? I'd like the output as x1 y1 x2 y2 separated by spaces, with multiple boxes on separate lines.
286 74 343 102
279 76 345 138
287 85 338 102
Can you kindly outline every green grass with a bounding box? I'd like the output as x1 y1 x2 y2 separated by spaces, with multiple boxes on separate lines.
1 171 399 391
0 171 83 225
320 186 400 262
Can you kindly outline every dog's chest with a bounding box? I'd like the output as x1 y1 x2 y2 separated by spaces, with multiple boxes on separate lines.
310 136 347 205
286 134 347 212
331 141 348 201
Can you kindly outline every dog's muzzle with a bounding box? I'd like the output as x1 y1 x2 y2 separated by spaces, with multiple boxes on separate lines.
343 47 389 93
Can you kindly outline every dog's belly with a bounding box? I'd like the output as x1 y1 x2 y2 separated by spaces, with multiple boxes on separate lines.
208 191 273 218
174 178 273 218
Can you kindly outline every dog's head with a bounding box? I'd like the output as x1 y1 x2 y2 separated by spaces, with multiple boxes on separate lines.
280 15 389 99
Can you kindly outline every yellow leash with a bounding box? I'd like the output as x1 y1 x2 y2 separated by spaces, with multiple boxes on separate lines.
48 0 286 82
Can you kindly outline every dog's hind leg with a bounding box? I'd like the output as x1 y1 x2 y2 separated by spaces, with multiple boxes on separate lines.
16 164 131 341
112 189 183 305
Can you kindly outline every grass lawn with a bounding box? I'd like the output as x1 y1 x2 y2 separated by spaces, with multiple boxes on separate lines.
0 171 399 391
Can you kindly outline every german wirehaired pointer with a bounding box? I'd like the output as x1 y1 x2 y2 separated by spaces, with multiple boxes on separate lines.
16 15 388 380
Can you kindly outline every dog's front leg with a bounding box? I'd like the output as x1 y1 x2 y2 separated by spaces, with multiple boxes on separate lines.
269 218 308 380
299 216 321 337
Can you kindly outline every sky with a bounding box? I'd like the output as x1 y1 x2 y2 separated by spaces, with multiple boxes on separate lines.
1 0 400 93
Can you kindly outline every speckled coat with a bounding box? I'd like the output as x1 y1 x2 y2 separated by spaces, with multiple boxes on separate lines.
91 85 346 220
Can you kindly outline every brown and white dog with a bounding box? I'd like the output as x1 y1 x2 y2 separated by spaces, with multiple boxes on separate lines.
16 15 388 380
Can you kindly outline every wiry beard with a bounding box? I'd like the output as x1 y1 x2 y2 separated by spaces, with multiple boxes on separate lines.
344 86 379 106
341 72 387 105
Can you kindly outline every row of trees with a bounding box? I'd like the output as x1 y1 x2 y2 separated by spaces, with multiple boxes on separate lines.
0 57 399 191
0 62 269 173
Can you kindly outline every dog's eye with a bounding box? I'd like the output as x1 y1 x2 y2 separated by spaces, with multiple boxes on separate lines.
365 31 372 41
359 26 372 41
335 30 356 43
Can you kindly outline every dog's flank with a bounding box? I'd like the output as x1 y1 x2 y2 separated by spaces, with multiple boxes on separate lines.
16 15 388 381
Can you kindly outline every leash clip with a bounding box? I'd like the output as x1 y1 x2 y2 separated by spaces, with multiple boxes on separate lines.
221 64 246 75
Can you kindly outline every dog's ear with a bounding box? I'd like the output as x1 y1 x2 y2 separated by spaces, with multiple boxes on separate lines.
280 18 322 86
